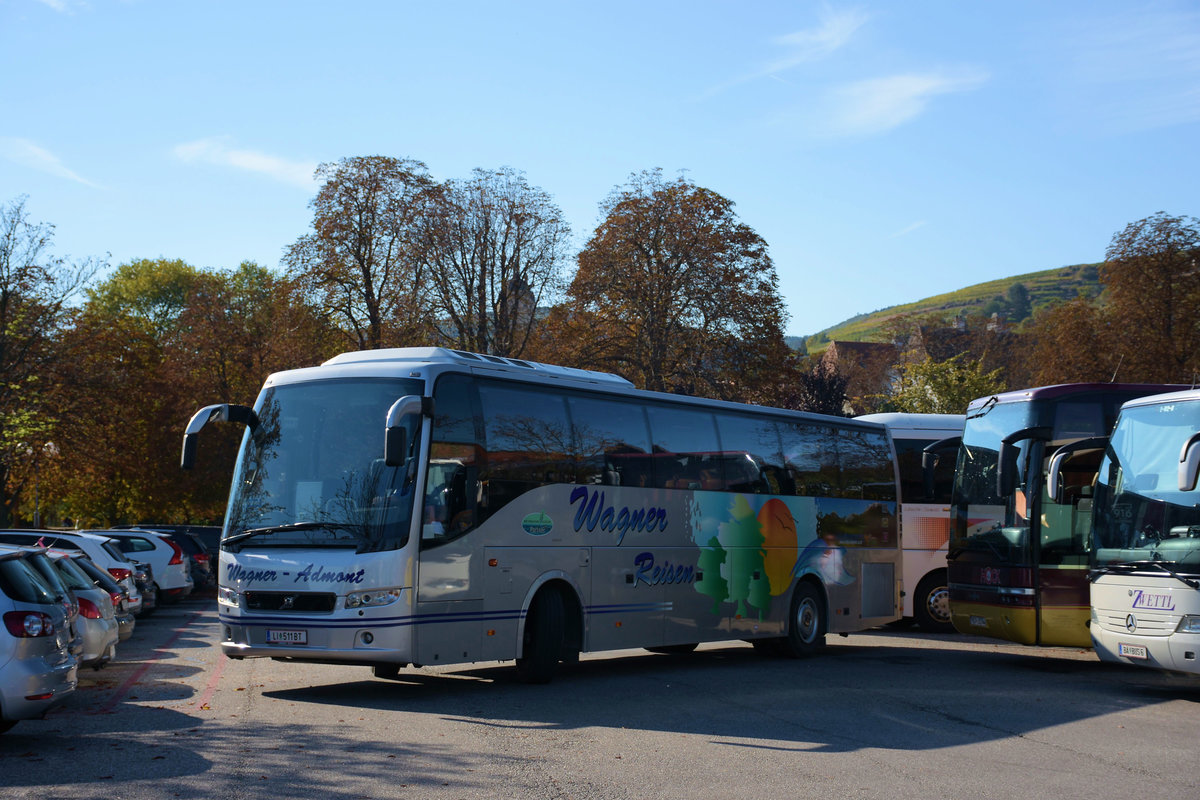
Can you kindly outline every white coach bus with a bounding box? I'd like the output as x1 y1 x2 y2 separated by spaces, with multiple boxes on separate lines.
858 413 964 632
1071 389 1200 674
183 348 902 683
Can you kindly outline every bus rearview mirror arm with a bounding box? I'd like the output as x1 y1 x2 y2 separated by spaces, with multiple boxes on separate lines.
385 396 436 467
921 435 961 501
181 403 261 470
1045 437 1108 503
997 426 1052 497
1178 431 1200 492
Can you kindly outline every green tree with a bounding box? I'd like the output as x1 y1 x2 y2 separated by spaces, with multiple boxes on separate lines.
284 156 439 351
1006 282 1032 322
0 196 100 525
564 170 789 400
890 354 1004 414
86 258 203 339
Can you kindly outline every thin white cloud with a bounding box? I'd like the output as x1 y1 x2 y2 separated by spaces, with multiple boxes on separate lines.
767 7 870 73
0 137 98 187
705 6 869 96
35 0 70 11
891 220 928 238
173 138 318 190
825 69 988 137
1062 7 1200 132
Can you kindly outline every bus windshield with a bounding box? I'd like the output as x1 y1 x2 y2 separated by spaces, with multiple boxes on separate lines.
950 401 1035 564
1093 400 1200 571
223 378 424 553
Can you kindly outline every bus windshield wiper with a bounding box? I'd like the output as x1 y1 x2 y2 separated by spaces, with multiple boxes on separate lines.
1093 559 1200 590
224 521 355 548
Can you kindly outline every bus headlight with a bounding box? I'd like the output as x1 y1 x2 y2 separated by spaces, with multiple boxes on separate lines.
346 588 402 609
1176 615 1200 634
217 586 240 607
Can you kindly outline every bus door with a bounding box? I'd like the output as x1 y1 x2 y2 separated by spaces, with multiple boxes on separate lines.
1035 442 1105 647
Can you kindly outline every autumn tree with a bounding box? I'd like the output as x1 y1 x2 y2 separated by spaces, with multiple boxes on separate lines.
1026 296 1116 385
563 170 790 400
46 259 337 526
418 167 570 357
0 196 100 525
284 156 439 351
1101 211 1200 382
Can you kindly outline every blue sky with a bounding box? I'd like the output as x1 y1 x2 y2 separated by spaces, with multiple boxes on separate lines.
3 1 1198 337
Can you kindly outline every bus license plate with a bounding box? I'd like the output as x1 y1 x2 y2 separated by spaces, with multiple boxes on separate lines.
266 629 307 645
1118 643 1147 660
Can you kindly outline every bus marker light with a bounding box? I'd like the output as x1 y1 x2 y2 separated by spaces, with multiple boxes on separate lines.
488 559 499 567
615 621 622 628
487 629 495 637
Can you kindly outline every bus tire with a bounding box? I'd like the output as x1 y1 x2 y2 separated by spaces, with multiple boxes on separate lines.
645 643 699 655
781 582 826 658
372 664 403 680
913 571 954 633
516 589 565 684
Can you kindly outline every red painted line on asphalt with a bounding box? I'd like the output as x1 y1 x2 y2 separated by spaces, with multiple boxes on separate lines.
96 610 203 714
193 649 227 710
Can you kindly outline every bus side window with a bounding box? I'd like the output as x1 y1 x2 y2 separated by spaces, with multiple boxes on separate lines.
645 405 721 490
567 395 653 486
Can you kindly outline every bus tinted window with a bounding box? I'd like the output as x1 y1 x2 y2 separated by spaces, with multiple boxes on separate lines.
479 380 574 510
567 394 653 486
714 414 789 494
779 422 836 496
426 374 486 543
839 428 897 501
645 405 722 490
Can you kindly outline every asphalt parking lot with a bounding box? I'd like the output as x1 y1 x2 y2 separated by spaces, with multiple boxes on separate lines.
2 592 1198 800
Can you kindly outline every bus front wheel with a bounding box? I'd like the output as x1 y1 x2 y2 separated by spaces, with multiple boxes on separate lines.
781 582 826 657
516 589 565 684
913 571 954 633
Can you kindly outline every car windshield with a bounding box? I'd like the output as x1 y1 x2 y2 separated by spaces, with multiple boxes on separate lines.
224 377 424 553
1093 399 1200 571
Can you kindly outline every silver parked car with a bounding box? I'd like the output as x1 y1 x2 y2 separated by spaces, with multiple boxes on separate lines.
0 546 78 734
72 555 136 643
48 550 120 668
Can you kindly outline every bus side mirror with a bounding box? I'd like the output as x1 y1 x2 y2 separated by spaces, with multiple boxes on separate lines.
1045 437 1108 503
181 403 260 470
385 396 435 467
997 426 1052 498
1178 432 1200 492
922 435 961 501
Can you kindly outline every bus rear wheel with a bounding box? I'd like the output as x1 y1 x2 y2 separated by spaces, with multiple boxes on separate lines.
913 571 954 633
516 589 565 684
780 582 826 658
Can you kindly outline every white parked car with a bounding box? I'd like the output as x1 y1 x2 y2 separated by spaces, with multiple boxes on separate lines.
92 530 193 604
0 531 144 616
